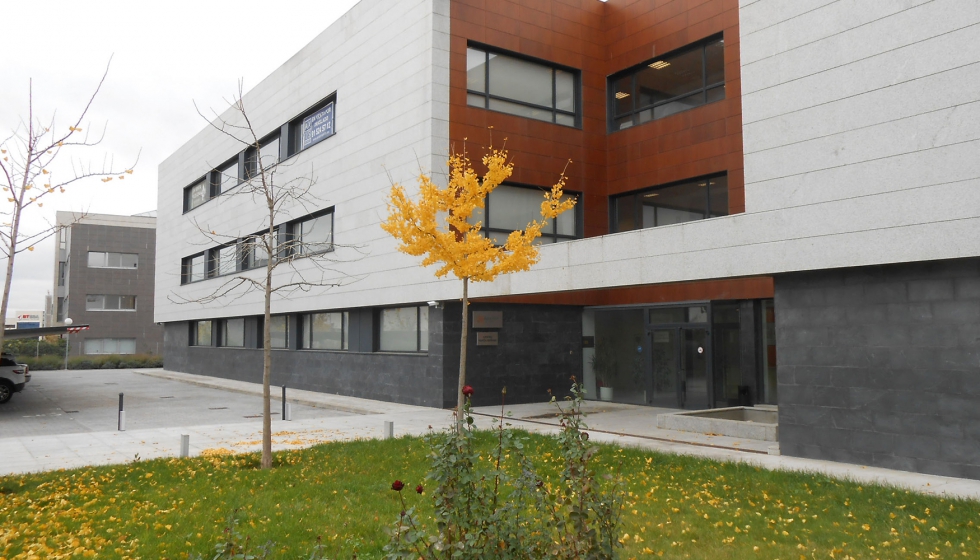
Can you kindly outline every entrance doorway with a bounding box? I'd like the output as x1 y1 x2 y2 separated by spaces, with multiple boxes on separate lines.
649 327 709 409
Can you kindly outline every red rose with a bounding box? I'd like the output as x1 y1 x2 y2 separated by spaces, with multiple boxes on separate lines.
391 480 404 492
462 385 474 397
416 484 424 495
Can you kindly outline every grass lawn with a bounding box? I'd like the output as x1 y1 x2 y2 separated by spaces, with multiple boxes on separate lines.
1 431 978 559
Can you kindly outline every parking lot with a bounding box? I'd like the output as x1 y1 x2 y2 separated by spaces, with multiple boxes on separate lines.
0 369 355 438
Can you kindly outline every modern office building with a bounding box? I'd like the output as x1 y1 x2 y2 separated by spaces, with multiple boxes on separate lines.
54 211 163 356
157 0 980 478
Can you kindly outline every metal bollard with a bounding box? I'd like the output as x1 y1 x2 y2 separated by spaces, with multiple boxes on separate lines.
117 393 126 431
384 420 394 439
281 385 286 419
284 403 293 421
180 434 190 458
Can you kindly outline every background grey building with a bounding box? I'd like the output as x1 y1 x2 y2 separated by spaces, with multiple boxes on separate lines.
53 211 163 357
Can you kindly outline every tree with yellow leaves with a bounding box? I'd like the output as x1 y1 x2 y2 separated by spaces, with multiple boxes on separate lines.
0 62 136 355
382 145 575 420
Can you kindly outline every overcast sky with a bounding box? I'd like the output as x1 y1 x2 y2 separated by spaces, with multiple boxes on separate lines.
0 0 361 315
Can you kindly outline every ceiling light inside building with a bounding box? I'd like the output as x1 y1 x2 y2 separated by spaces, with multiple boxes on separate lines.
644 193 659 198
615 91 630 99
649 60 670 70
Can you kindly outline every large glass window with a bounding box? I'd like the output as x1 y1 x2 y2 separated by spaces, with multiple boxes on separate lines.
85 294 136 311
301 312 348 350
245 135 280 179
475 184 579 245
183 177 210 212
221 318 245 347
287 97 336 156
245 232 274 269
88 252 138 269
83 338 137 355
379 306 428 352
216 159 240 194
610 36 725 131
289 210 333 256
270 315 289 349
610 174 728 233
467 46 578 127
181 253 207 283
191 321 212 346
209 244 239 277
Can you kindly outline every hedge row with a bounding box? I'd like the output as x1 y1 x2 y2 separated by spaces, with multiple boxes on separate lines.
15 354 163 370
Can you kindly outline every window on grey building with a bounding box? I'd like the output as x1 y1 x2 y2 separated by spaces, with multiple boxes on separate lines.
85 294 137 311
379 306 428 352
301 311 348 350
190 320 212 346
467 45 579 127
609 36 725 131
287 96 337 156
181 253 207 284
471 184 580 245
269 315 289 349
610 174 728 233
58 261 66 286
220 318 245 347
285 209 333 256
87 251 138 269
83 338 137 355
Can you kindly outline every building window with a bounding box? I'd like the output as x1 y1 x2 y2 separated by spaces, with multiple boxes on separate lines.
83 338 136 355
287 97 336 156
209 244 239 277
609 36 725 131
379 306 428 352
181 253 207 284
183 176 211 212
85 294 137 311
472 184 580 245
87 251 138 269
286 209 333 256
467 45 578 127
301 311 348 350
220 318 245 347
58 261 66 286
245 134 280 179
269 315 289 349
245 231 276 270
191 320 212 346
215 158 240 194
611 174 728 233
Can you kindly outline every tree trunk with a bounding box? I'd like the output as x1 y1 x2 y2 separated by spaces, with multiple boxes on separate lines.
456 277 469 427
261 267 272 469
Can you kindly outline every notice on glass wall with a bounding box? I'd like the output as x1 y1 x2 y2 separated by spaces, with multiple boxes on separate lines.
301 102 335 151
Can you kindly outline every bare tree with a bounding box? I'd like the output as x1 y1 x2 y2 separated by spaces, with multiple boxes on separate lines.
0 62 136 354
171 84 360 469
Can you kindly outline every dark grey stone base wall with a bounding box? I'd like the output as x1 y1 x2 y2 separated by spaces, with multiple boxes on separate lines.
163 307 447 408
441 303 583 408
775 258 980 479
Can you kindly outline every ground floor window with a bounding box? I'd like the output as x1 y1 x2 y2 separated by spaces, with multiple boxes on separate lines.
301 311 348 350
270 315 289 349
220 318 245 347
191 321 212 346
379 306 428 352
84 338 136 355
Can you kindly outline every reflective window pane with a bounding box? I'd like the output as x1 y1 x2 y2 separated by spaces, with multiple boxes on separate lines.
298 214 333 254
188 180 207 209
467 92 487 109
555 113 575 127
466 48 486 92
705 39 725 85
219 161 239 193
85 295 103 311
191 254 206 281
270 316 288 348
652 92 704 120
307 312 343 350
259 137 279 169
635 48 703 107
120 253 138 269
488 185 545 232
107 253 122 268
646 180 707 226
555 193 577 236
648 307 686 324
118 339 136 354
708 176 729 217
706 85 725 104
223 318 245 347
556 69 574 112
612 75 632 116
119 295 136 310
195 321 212 346
488 53 553 108
488 98 553 123
87 252 105 267
380 307 419 352
615 195 636 232
215 245 237 276
419 307 428 352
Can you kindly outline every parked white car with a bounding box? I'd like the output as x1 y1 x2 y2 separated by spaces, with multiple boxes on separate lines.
0 352 29 404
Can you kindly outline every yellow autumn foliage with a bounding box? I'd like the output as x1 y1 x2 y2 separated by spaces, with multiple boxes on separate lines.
381 147 575 282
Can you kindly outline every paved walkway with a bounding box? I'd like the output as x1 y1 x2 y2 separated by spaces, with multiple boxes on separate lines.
1 369 978 501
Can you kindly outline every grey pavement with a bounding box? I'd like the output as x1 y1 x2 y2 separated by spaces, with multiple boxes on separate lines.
1 368 978 502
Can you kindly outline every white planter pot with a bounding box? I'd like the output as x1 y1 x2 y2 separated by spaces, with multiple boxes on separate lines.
599 387 614 402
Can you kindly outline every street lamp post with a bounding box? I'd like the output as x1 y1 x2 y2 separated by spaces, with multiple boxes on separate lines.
63 317 73 370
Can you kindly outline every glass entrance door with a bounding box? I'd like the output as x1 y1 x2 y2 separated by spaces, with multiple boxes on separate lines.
649 326 710 409
679 328 709 409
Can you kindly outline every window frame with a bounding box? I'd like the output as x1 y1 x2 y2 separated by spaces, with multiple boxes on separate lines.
190 320 213 347
268 315 290 349
300 311 349 351
182 175 212 213
608 35 725 132
284 208 334 258
377 305 429 353
219 317 246 348
181 252 208 284
467 43 580 128
244 228 278 270
208 243 240 278
87 251 139 269
82 338 137 355
287 95 337 157
244 132 281 181
479 183 582 245
85 294 137 312
609 173 728 233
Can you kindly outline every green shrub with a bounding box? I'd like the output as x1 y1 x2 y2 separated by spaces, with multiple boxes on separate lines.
66 354 162 370
15 355 64 371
